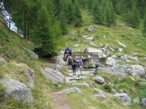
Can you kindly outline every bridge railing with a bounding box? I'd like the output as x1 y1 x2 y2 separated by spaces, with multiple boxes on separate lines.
72 52 99 59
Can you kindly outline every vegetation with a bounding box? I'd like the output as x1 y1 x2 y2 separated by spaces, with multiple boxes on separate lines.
0 0 146 109
3 0 146 57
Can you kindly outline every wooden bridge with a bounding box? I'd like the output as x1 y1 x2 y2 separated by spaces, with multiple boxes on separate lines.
72 52 99 59
72 52 99 68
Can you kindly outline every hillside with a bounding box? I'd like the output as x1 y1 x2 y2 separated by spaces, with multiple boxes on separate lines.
1 5 146 109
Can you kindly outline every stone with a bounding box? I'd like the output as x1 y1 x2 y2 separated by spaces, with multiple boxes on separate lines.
23 47 38 59
54 87 82 95
114 93 131 106
93 76 105 84
142 98 146 107
105 57 116 66
41 67 65 83
88 25 95 32
86 36 94 41
118 42 126 48
1 78 33 105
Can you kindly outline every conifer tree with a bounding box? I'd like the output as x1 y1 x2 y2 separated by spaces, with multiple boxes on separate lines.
92 0 104 24
105 0 115 26
66 0 74 24
59 11 68 34
72 1 82 26
136 0 145 19
87 0 94 12
124 3 140 28
142 13 146 37
33 0 60 57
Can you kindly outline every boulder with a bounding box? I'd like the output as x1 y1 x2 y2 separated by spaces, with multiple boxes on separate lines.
0 57 7 64
52 55 66 66
23 47 38 59
72 82 90 88
142 98 146 107
105 57 116 66
24 68 35 88
139 57 146 61
41 67 65 83
133 97 140 104
73 44 79 48
95 93 107 100
120 55 129 63
118 74 127 81
88 48 102 53
88 25 95 32
88 41 98 47
109 47 115 52
86 36 94 41
127 56 139 62
114 93 131 106
1 78 33 105
82 35 88 38
118 42 126 48
94 88 104 93
93 76 105 84
54 87 82 95
130 65 145 77
117 48 123 53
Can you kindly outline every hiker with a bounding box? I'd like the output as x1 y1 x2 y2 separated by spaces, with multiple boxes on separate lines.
76 58 83 75
72 59 77 75
64 47 72 56
66 54 73 69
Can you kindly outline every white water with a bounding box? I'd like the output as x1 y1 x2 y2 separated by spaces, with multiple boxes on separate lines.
0 2 24 37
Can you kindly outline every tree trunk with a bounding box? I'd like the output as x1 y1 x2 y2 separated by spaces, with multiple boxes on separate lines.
24 10 27 39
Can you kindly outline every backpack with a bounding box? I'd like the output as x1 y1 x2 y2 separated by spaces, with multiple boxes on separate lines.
68 48 72 53
65 47 72 53
68 58 72 65
72 61 76 68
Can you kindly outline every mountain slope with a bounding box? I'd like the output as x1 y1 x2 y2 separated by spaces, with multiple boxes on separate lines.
1 10 146 109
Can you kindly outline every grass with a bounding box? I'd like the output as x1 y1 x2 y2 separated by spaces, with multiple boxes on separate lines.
0 8 146 109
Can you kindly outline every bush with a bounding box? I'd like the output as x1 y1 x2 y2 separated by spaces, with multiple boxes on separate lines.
104 83 112 92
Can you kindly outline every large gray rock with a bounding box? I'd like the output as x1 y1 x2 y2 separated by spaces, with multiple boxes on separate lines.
72 82 90 88
118 42 126 48
87 25 95 32
142 98 146 107
120 55 129 63
1 78 33 105
73 44 79 48
114 93 131 106
127 56 139 62
41 67 65 83
118 74 127 81
23 47 38 59
88 41 98 47
93 76 105 84
53 55 66 66
105 57 116 66
87 48 102 53
86 36 94 41
117 48 123 53
96 64 145 78
133 97 140 104
139 57 146 61
24 68 35 88
0 57 7 64
54 87 82 95
95 93 107 100
94 88 104 93
125 65 145 77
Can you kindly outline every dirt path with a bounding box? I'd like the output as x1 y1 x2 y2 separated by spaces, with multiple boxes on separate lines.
50 94 72 109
